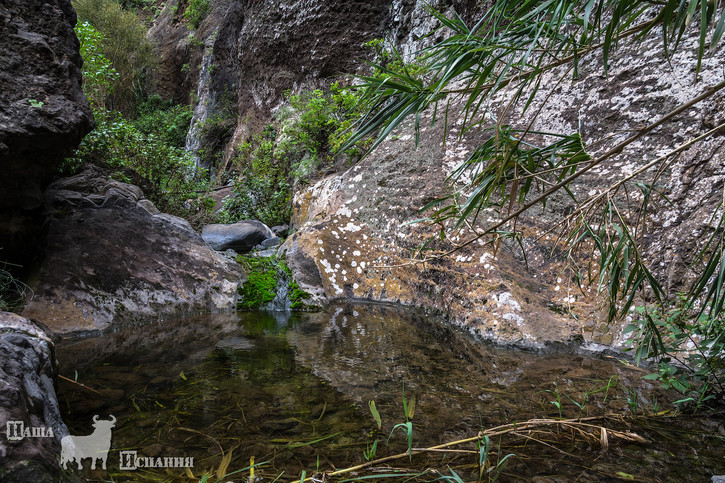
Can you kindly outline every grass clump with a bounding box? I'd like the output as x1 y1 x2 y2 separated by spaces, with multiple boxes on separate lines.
0 263 30 313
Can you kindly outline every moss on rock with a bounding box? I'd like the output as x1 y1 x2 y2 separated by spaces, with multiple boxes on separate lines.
236 255 316 311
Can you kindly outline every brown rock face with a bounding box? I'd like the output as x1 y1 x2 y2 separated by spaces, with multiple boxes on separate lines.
0 0 93 267
283 24 725 349
22 168 244 334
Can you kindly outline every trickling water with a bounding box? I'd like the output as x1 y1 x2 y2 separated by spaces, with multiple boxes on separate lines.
185 28 219 169
263 268 293 312
55 304 725 481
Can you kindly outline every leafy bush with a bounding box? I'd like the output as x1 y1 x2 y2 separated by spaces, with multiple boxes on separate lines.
67 108 208 216
220 126 291 227
626 299 725 409
75 21 119 108
277 83 369 181
184 0 210 29
217 83 368 227
73 0 156 115
133 95 193 148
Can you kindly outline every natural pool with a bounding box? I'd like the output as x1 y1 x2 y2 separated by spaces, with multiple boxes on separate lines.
56 303 724 482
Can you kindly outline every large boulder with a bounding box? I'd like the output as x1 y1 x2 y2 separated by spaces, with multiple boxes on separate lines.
22 168 244 334
282 24 725 349
202 220 275 252
0 0 93 267
0 312 71 482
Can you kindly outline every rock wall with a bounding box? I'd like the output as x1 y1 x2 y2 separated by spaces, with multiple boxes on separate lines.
282 24 725 349
150 0 481 159
22 168 244 335
0 0 93 269
0 313 72 482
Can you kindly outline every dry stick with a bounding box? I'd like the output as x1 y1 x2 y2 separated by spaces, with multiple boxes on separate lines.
306 416 634 480
57 374 105 396
562 119 725 228
379 79 725 269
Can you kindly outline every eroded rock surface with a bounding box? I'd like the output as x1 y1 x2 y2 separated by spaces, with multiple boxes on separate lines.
0 0 93 267
22 168 244 334
0 312 70 482
283 25 725 348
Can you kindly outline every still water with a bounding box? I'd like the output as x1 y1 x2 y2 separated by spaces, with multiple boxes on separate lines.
56 303 725 482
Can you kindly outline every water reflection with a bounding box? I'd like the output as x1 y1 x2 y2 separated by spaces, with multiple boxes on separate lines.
55 303 725 481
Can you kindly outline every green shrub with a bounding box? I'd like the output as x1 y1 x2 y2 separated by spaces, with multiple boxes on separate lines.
220 126 291 227
277 83 369 181
73 0 156 115
75 21 119 108
184 0 210 29
133 95 193 148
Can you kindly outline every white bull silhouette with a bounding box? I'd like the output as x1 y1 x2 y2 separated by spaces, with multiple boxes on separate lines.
60 415 116 470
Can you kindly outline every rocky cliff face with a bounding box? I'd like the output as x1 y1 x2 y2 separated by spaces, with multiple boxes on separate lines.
280 22 725 348
150 0 481 163
0 0 93 268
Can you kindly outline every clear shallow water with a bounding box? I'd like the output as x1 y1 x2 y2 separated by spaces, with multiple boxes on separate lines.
56 303 725 482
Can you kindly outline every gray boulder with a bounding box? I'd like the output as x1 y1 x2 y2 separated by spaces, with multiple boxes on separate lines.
22 169 244 334
0 312 71 482
202 220 275 252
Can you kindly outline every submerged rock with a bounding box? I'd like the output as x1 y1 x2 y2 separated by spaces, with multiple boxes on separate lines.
0 312 71 482
201 220 275 252
22 168 244 334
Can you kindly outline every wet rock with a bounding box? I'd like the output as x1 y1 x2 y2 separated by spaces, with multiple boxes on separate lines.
257 236 282 250
0 0 93 268
271 225 289 237
202 220 275 252
22 168 244 334
0 312 71 482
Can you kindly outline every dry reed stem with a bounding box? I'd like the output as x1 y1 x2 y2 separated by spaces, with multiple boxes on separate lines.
302 415 646 481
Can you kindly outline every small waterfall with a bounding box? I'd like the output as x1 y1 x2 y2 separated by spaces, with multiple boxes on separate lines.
263 268 292 312
185 27 219 169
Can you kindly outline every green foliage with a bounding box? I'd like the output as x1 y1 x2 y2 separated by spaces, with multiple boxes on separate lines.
217 83 367 227
279 83 369 180
133 95 193 148
66 108 208 215
220 126 291 227
73 0 156 115
625 300 725 408
75 20 119 108
184 0 210 29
